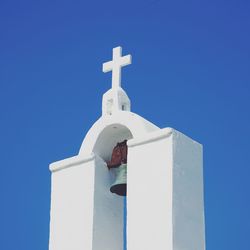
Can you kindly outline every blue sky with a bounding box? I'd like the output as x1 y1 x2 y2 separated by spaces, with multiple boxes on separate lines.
0 0 250 249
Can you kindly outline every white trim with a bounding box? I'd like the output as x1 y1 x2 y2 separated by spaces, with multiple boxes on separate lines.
49 154 95 172
127 128 173 148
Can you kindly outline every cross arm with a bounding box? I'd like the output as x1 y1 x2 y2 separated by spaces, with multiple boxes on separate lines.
103 61 113 73
120 54 132 67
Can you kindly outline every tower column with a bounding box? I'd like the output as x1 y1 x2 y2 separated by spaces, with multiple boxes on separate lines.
127 128 205 250
49 154 124 250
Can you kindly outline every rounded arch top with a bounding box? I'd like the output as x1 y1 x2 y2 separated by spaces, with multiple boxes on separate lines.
79 111 159 159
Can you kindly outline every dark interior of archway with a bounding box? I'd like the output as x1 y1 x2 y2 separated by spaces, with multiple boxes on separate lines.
93 124 132 197
93 124 133 163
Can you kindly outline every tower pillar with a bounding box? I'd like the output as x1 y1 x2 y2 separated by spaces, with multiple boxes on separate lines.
127 128 205 250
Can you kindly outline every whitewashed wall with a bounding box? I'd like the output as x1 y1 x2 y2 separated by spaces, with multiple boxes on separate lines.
49 154 124 250
127 128 205 250
48 111 205 250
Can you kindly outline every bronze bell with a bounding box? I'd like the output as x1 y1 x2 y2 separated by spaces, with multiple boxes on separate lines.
107 140 128 196
110 163 127 196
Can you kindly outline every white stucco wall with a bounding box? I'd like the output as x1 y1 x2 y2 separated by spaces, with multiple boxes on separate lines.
79 111 159 157
127 128 173 250
49 155 95 250
127 128 205 250
49 154 124 250
172 130 205 250
48 111 205 250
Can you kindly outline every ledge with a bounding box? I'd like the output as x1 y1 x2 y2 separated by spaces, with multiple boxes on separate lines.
49 154 95 173
127 128 173 148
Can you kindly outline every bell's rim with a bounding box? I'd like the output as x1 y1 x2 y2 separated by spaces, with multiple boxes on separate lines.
110 183 127 196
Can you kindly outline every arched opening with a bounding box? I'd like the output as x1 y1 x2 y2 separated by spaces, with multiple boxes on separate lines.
91 124 132 250
92 123 133 162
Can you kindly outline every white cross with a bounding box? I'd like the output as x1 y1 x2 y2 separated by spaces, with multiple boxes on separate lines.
103 46 132 89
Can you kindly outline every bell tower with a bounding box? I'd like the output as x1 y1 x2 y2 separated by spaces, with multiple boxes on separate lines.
48 46 206 250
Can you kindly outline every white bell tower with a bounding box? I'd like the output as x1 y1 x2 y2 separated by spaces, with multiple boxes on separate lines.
48 46 206 250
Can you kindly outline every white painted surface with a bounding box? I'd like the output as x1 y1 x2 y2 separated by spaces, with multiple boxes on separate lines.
102 87 131 115
79 111 159 157
49 154 124 250
49 156 95 250
127 128 205 250
49 109 160 250
102 46 132 115
127 129 173 250
49 113 205 250
103 46 131 89
172 130 205 250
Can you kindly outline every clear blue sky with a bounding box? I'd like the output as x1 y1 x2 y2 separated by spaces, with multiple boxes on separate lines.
0 0 249 249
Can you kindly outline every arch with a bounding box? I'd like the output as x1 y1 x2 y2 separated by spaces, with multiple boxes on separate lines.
92 124 133 162
79 111 159 157
77 111 159 250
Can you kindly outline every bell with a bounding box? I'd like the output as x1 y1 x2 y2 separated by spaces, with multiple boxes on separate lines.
110 163 127 196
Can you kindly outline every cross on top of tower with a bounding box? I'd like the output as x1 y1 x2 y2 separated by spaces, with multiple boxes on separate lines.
103 46 132 89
